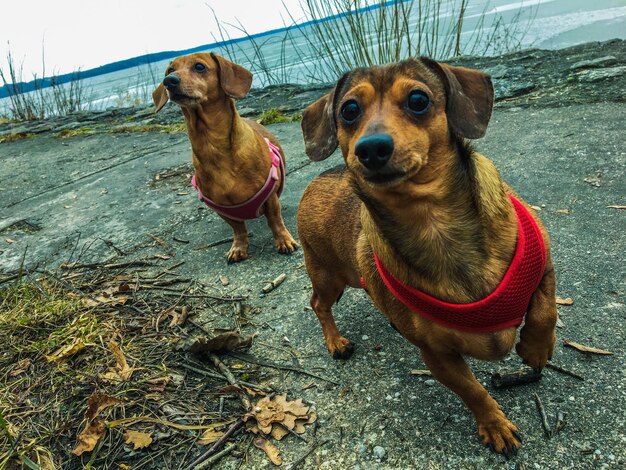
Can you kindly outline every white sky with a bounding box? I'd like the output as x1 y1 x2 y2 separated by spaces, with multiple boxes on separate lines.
0 0 304 78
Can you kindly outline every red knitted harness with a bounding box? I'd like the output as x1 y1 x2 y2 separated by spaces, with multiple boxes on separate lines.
191 138 285 222
364 195 546 333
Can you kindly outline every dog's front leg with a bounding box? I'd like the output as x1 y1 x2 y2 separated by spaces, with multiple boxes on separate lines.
264 193 299 254
220 216 249 262
421 347 521 457
516 265 557 369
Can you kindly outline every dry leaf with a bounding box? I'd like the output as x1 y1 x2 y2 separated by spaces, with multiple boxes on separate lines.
556 209 570 214
243 394 314 440
5 238 15 244
146 376 171 393
124 430 153 450
100 340 135 382
410 369 433 376
169 306 190 327
46 339 86 362
563 340 613 355
198 429 224 445
85 393 123 421
556 297 574 306
220 275 230 286
254 437 282 466
72 418 105 456
530 205 542 211
607 205 626 209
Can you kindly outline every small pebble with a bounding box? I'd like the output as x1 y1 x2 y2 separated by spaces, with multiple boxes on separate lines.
425 379 436 386
357 444 367 456
372 446 386 460
362 335 369 340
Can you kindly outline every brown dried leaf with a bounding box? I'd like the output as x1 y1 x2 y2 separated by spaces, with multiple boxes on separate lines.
100 340 136 382
123 430 153 450
45 339 86 362
146 376 171 393
556 297 574 306
270 425 289 440
220 275 230 286
72 418 105 456
85 393 123 421
169 306 190 327
563 340 613 355
410 369 433 376
254 437 282 466
198 429 224 445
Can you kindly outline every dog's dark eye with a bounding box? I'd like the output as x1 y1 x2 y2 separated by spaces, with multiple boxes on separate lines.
167 67 175 75
407 90 431 115
340 100 361 123
194 63 206 72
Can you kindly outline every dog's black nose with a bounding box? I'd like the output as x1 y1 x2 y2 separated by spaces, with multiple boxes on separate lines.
163 74 180 89
355 133 394 171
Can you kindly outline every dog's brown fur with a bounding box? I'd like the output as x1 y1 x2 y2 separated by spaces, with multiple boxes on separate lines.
153 52 298 262
297 58 557 456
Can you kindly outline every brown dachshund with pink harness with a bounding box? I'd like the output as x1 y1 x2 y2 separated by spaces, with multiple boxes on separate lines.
153 53 298 262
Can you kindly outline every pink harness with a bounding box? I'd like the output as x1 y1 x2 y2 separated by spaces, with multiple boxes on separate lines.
362 195 546 333
191 138 285 222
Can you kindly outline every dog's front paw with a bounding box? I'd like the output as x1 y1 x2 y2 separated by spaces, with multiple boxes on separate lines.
326 336 354 359
515 331 555 370
478 414 522 459
275 234 299 254
227 243 249 263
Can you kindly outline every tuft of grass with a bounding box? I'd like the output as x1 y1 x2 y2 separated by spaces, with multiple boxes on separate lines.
0 265 246 468
55 127 94 139
210 0 537 85
108 123 186 134
257 108 301 125
257 108 289 125
0 44 92 121
0 132 36 144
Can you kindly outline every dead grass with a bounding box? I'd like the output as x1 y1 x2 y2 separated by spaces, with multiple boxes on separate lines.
0 132 36 144
108 123 186 134
0 262 257 469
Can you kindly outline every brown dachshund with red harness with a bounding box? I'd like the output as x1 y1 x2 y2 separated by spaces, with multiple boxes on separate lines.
297 58 557 457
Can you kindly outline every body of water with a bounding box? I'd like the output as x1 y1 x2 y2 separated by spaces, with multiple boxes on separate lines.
1 0 625 115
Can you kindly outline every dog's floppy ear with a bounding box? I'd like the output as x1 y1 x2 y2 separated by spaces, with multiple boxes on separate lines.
152 83 169 113
422 58 493 139
301 73 349 161
210 53 253 99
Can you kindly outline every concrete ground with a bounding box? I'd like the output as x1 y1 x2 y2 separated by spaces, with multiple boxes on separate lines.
1 100 625 468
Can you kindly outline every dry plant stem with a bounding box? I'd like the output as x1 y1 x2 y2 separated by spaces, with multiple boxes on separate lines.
196 444 236 469
533 393 552 438
209 354 252 411
185 421 243 470
553 410 567 436
286 439 331 470
229 352 339 385
262 273 286 294
546 361 584 380
491 367 542 388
